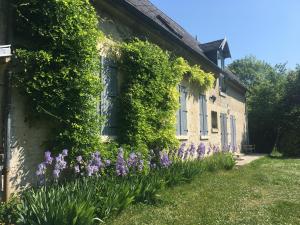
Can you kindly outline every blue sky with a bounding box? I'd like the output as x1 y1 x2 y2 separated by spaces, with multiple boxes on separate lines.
150 0 300 69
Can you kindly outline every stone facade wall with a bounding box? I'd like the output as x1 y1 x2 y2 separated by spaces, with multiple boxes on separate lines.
96 2 248 152
7 89 51 197
5 2 248 197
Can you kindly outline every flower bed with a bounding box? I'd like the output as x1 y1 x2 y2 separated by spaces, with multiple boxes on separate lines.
1 143 235 225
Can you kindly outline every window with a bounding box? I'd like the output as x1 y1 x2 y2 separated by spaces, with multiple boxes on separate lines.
176 85 188 136
219 74 227 93
100 57 119 136
211 111 218 130
199 94 208 137
217 50 225 69
156 15 184 39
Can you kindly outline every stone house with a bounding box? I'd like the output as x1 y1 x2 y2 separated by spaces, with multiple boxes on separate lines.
0 0 248 201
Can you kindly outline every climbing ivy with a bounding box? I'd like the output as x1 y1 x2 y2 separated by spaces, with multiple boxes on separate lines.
14 0 103 157
173 57 215 89
12 0 215 158
119 39 215 154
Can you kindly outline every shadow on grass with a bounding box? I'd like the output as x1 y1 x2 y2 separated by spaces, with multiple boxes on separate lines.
267 155 300 160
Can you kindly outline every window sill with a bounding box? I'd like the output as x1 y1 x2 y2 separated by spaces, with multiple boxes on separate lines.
211 128 219 133
176 135 189 141
219 91 227 97
200 135 209 140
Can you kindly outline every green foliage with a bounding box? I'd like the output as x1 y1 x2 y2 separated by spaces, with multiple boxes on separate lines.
13 0 103 157
279 67 300 156
173 57 215 90
228 56 287 152
17 182 98 225
228 55 275 88
203 152 236 171
0 197 19 224
119 39 214 154
119 39 181 153
158 161 202 187
229 56 300 156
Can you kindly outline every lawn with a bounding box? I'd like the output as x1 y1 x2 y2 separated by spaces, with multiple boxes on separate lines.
108 157 300 225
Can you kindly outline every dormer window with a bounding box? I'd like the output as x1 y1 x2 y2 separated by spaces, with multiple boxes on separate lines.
217 50 225 69
200 38 231 70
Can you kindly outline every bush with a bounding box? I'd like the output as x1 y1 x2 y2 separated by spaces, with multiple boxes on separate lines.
279 129 300 157
203 153 235 171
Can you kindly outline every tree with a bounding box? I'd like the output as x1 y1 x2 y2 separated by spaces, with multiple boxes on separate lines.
228 55 274 88
228 56 287 153
279 66 300 156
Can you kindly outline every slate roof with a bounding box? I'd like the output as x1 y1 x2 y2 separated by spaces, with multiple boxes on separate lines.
200 39 231 58
200 39 224 52
118 0 246 90
122 0 207 57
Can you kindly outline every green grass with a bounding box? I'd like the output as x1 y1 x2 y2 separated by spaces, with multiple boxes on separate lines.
108 157 300 225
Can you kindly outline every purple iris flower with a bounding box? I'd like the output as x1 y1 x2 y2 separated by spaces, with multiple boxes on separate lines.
62 149 68 157
177 142 186 159
207 145 212 155
55 154 67 171
197 143 206 159
76 156 83 163
213 145 219 154
183 147 189 160
127 152 138 168
36 163 46 176
74 165 80 173
138 159 144 171
189 143 196 158
159 151 172 168
94 151 100 158
116 148 128 176
232 145 237 153
105 159 111 166
53 169 60 179
44 151 53 165
86 164 94 176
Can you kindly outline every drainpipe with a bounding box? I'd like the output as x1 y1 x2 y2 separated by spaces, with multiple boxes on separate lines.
2 0 13 202
3 69 12 202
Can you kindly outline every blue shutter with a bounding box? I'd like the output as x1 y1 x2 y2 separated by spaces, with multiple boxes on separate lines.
224 114 228 147
233 117 237 147
101 57 118 136
108 63 118 136
101 57 109 135
230 115 234 147
230 115 237 148
199 95 204 135
203 96 208 136
199 95 208 136
176 86 181 135
220 113 228 149
220 114 224 149
180 86 188 135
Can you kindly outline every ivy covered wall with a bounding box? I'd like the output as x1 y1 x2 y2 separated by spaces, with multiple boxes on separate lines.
13 0 215 159
119 39 215 154
14 0 103 157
